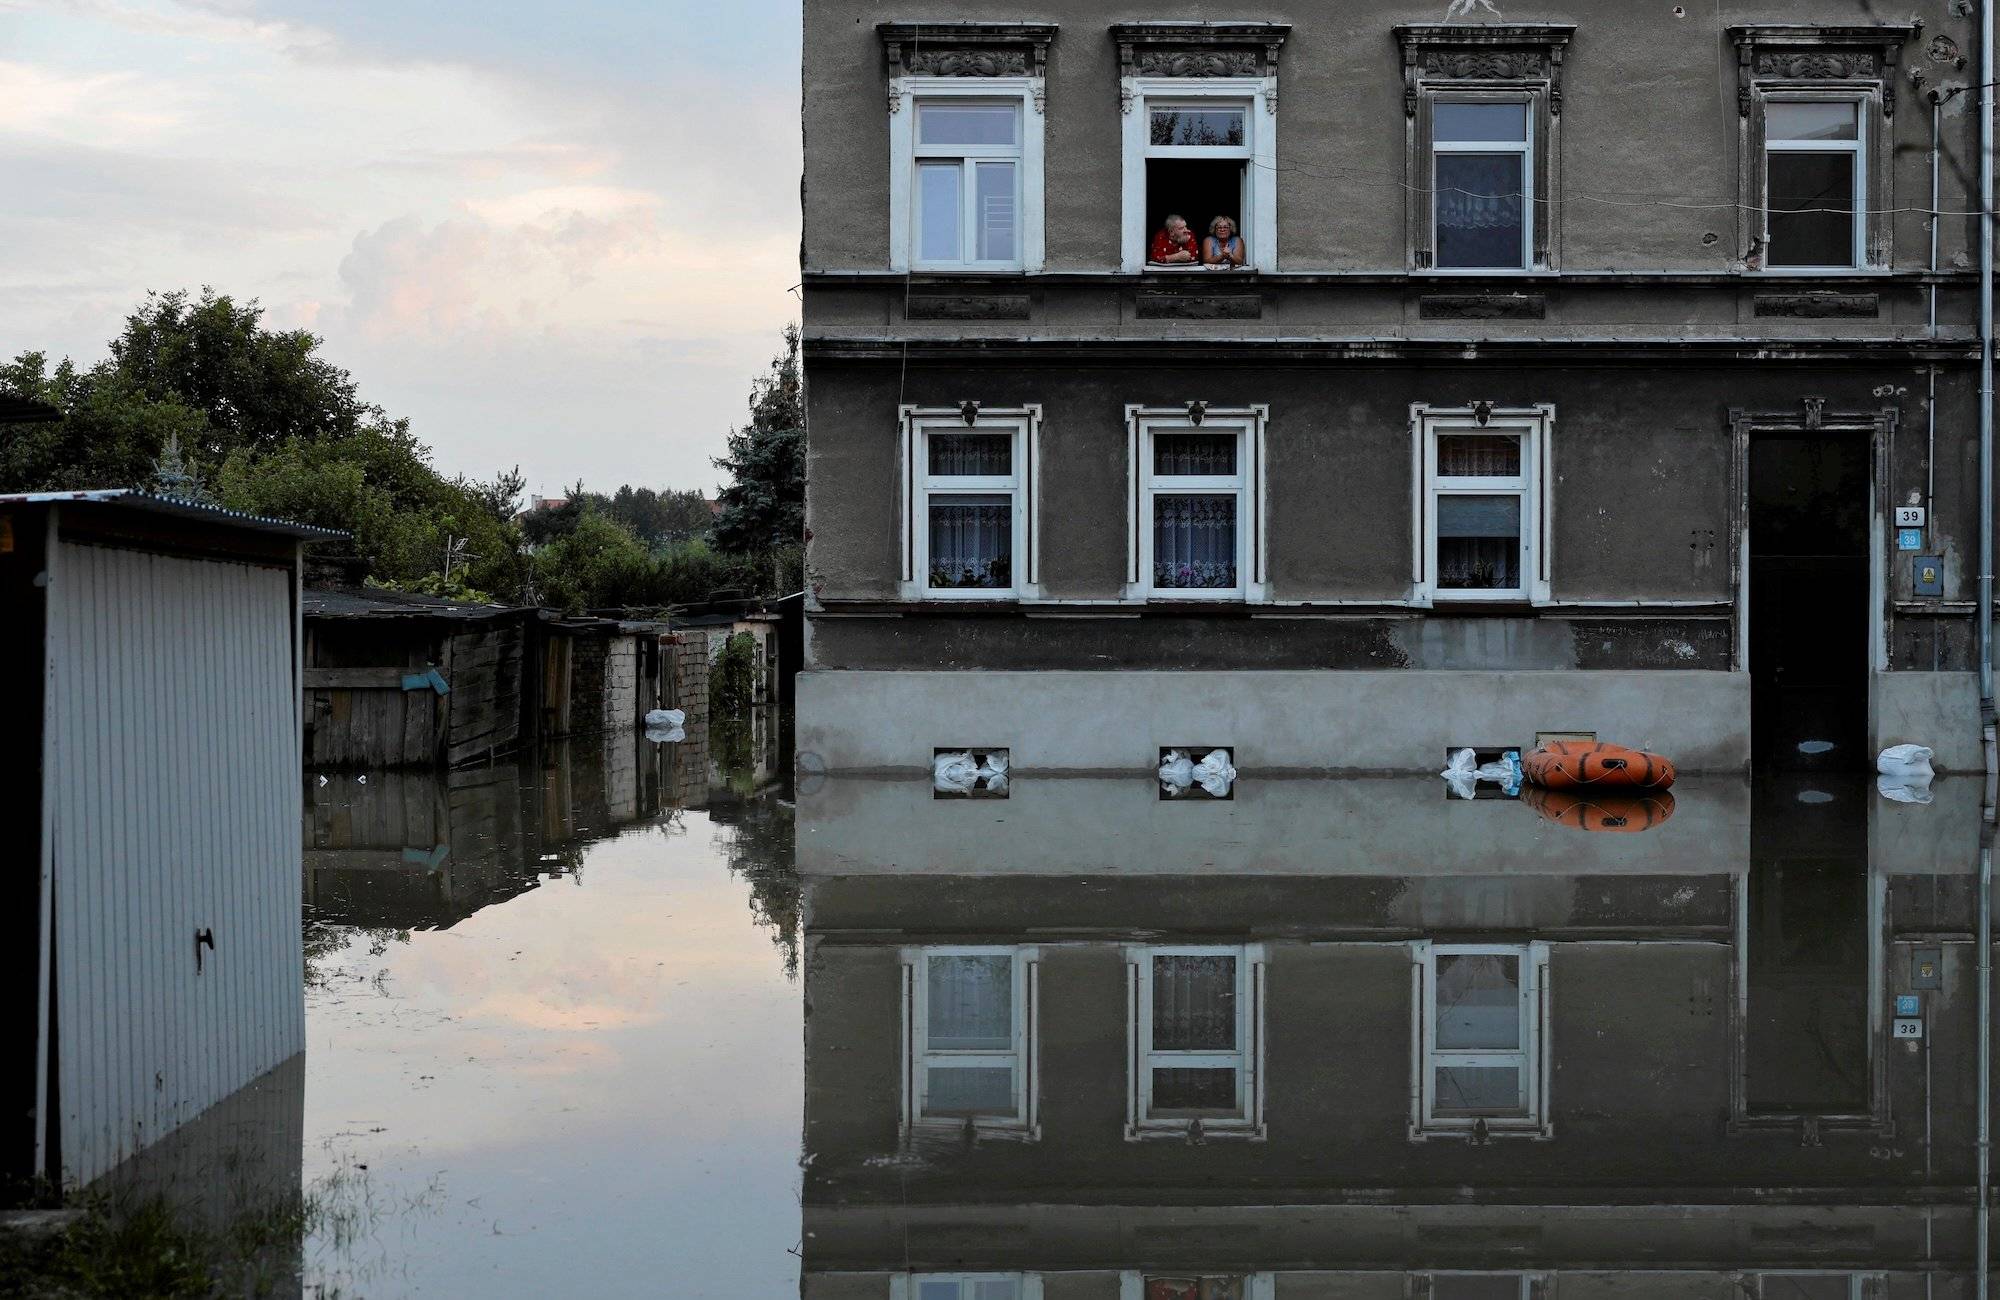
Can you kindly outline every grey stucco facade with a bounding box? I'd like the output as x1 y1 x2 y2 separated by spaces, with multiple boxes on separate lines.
799 1 1993 773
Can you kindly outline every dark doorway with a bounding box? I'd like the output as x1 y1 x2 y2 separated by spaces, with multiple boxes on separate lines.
1145 160 1244 260
1748 435 1870 771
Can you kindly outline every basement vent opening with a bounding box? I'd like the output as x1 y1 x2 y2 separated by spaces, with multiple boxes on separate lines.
1159 746 1236 800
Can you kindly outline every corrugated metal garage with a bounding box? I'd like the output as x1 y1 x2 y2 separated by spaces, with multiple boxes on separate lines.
0 490 337 1188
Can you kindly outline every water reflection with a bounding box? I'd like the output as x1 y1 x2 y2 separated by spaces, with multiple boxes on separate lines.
798 770 1988 1295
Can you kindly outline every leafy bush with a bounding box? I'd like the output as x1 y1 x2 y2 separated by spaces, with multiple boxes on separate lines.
710 632 759 716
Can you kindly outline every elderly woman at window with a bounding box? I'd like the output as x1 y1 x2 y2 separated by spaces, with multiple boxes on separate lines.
1202 215 1246 267
1148 214 1199 265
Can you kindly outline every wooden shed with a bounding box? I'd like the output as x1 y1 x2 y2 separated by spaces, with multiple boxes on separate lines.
0 490 334 1188
302 588 534 769
534 615 673 741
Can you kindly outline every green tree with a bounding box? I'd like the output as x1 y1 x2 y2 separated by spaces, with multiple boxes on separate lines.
711 326 803 554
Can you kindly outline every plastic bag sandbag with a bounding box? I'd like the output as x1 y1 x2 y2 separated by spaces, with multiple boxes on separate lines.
644 722 686 744
1192 748 1237 798
933 750 979 794
1158 749 1195 794
1877 744 1936 781
1877 773 1936 805
1439 748 1477 779
976 751 1009 794
644 708 686 729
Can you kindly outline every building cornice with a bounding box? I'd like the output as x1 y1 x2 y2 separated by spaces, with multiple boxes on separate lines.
1110 21 1290 82
1393 23 1575 115
802 335 1981 365
878 22 1058 81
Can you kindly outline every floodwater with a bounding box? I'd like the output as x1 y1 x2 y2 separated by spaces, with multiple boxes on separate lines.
75 725 1997 1298
300 714 800 1296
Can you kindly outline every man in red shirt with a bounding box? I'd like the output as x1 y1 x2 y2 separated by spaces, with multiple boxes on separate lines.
1149 214 1198 265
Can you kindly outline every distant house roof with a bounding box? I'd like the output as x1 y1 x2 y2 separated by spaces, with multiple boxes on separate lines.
0 394 61 423
0 488 346 539
304 586 526 621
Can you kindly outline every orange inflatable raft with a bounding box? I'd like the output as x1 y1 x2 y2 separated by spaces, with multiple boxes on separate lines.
1522 786 1677 833
1521 740 1677 791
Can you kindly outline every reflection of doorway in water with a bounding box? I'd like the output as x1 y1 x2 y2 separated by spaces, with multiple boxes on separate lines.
1740 777 1877 1125
1747 434 1870 771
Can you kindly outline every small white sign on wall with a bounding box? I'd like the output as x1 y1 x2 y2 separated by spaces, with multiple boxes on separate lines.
1895 506 1927 527
1893 1017 1924 1040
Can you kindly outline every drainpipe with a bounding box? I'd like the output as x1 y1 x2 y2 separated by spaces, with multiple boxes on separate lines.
1982 0 1998 791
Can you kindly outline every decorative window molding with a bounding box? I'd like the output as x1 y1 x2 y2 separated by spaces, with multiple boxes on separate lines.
1395 24 1571 272
1410 403 1553 607
1124 405 1268 602
900 946 1040 1139
1125 943 1266 1140
1729 25 1914 272
899 405 1042 601
892 1275 1045 1300
882 25 1054 272
1409 1275 1550 1300
1114 23 1286 274
1118 1274 1275 1300
1409 940 1551 1141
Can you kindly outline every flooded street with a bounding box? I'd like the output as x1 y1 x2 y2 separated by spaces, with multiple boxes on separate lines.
299 723 802 1296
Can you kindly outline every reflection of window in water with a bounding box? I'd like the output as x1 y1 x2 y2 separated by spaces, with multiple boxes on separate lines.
1753 1273 1885 1300
901 948 1037 1134
1139 1275 1249 1300
1414 942 1548 1137
1421 1275 1540 1300
1745 856 1869 1113
1129 946 1264 1135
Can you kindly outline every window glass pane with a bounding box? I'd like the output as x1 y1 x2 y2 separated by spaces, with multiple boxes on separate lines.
918 163 962 262
1152 495 1238 590
927 953 1013 1047
1436 496 1522 590
918 102 1019 147
928 495 1013 590
925 1065 1015 1116
1432 1277 1528 1300
1153 432 1238 477
928 432 1012 477
1435 953 1523 1047
1146 1278 1246 1300
1151 1067 1238 1112
1151 953 1237 1049
1435 154 1526 269
974 162 1017 262
1436 102 1528 143
1434 1064 1527 1116
918 1283 962 1300
1437 434 1521 477
1150 107 1246 147
973 1282 1023 1300
1768 101 1858 142
1767 152 1856 267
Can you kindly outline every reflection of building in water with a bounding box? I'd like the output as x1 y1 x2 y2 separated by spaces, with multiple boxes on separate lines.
303 732 678 933
800 776 1987 1295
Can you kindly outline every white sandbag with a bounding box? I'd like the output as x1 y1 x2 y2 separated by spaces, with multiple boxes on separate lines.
645 722 686 744
1440 748 1477 779
1158 749 1195 794
934 750 979 794
977 750 1010 794
645 708 686 729
1876 744 1936 781
1877 773 1936 805
1192 748 1237 798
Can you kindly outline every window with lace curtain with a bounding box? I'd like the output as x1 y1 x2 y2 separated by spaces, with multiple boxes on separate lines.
1126 945 1265 1138
901 407 1041 600
1410 941 1550 1139
901 947 1038 1136
1412 404 1553 606
1125 406 1268 602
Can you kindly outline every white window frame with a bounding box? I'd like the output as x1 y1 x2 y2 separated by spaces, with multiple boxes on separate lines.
893 1274 1045 1300
1429 94 1535 273
1125 405 1268 603
1760 93 1868 273
1125 943 1266 1140
1119 1274 1275 1300
1410 403 1553 607
1121 78 1277 273
890 79 1045 273
900 945 1040 1139
1409 940 1551 1141
900 405 1042 601
1751 1274 1886 1300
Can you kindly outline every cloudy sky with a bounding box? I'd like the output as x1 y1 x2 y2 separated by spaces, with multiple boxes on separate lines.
0 0 801 496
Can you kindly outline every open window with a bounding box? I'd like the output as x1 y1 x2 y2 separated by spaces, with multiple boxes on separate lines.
882 24 1052 273
1113 24 1285 273
1409 941 1550 1140
1125 406 1268 602
1126 944 1265 1139
1395 25 1570 272
900 946 1039 1138
1729 24 1913 272
900 406 1041 600
1411 404 1553 606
